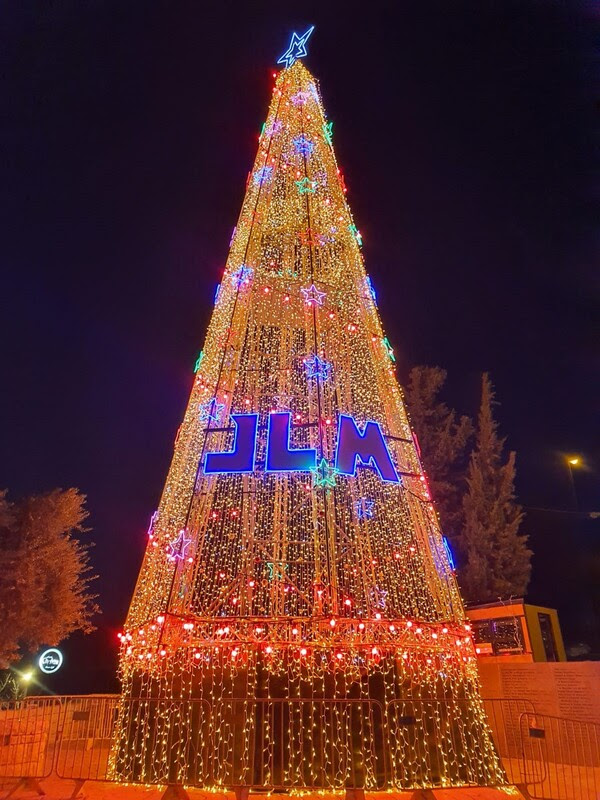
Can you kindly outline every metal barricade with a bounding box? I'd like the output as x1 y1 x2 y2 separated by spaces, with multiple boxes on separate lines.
386 698 507 789
4 692 600 797
0 697 62 780
520 712 600 800
484 697 536 784
108 697 213 786
55 696 120 781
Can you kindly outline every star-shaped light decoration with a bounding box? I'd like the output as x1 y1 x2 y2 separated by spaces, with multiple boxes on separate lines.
298 228 320 246
266 561 288 580
364 275 377 305
273 392 294 410
193 350 205 373
443 537 456 571
312 457 337 489
199 398 225 425
231 264 254 289
293 135 314 157
277 25 315 69
253 165 273 185
291 90 311 107
168 529 192 562
370 585 388 610
303 354 332 381
348 223 363 246
300 284 326 307
266 120 283 137
382 336 396 363
147 510 159 538
295 176 316 194
354 497 375 520
323 120 334 145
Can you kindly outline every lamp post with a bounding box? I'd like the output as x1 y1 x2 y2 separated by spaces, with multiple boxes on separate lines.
20 669 34 698
565 455 582 511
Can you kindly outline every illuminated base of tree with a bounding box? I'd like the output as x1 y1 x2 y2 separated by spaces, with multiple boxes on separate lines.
111 624 505 790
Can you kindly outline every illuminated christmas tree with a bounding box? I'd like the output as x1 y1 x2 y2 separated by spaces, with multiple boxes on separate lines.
112 29 505 792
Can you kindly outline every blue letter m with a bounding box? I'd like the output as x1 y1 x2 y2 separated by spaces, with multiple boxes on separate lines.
335 414 399 483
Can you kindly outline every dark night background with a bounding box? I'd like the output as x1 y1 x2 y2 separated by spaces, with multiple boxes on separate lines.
1 1 598 694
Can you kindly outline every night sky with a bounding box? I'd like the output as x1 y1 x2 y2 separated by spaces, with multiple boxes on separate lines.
2 1 598 693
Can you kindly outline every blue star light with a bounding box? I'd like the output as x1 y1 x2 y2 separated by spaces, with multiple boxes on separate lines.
354 497 375 520
277 26 315 69
304 355 332 381
301 284 326 306
253 165 273 185
365 276 377 304
199 398 225 425
443 537 456 571
231 264 254 289
293 135 314 157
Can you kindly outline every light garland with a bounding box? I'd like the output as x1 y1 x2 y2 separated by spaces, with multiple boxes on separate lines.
111 55 505 791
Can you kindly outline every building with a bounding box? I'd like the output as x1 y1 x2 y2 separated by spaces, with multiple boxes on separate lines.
467 599 566 662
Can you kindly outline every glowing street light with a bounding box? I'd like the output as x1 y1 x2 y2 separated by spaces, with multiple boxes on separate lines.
565 455 583 510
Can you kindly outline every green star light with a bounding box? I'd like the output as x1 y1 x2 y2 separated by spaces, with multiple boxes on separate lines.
312 457 337 489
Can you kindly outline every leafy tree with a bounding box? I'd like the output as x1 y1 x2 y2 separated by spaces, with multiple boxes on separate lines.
460 374 532 602
405 366 473 549
0 488 98 668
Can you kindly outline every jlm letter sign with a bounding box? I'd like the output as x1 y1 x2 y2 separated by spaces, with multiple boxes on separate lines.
204 412 400 483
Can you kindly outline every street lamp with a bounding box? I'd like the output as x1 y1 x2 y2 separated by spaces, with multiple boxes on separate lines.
565 455 582 510
19 669 34 698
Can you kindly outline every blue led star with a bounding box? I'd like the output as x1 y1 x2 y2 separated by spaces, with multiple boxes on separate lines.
443 537 456 571
303 355 332 382
354 497 375 520
199 398 225 424
253 165 273 185
295 176 316 194
293 135 314 156
277 26 315 69
168 529 192 562
231 264 254 289
301 284 326 306
365 276 377 304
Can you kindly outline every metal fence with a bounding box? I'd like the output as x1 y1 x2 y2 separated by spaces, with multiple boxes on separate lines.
0 697 63 780
1 694 599 798
520 712 600 800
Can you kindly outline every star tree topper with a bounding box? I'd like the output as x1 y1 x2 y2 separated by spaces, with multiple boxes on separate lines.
277 26 315 69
